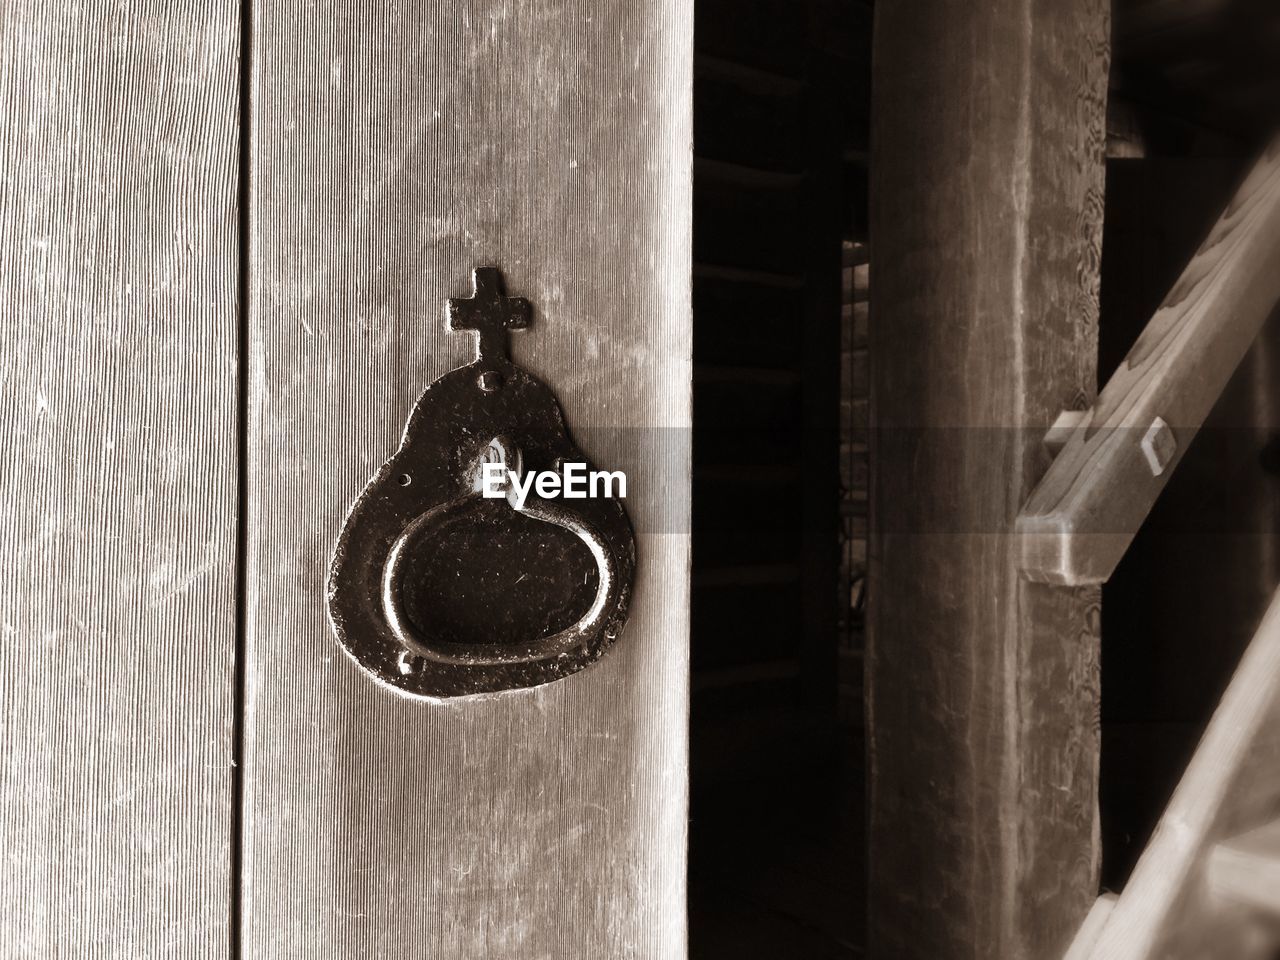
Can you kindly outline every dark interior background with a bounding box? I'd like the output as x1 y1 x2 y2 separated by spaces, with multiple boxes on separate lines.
688 1 1279 956
689 0 868 955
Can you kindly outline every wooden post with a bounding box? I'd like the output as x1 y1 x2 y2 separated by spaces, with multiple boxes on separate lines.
244 1 691 956
0 1 239 953
868 2 1109 958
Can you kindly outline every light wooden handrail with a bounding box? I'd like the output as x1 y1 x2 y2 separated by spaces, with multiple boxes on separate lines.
1206 818 1280 915
1065 581 1280 958
1019 139 1280 585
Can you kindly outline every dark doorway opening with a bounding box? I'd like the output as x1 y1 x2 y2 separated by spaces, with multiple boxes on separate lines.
688 1 870 956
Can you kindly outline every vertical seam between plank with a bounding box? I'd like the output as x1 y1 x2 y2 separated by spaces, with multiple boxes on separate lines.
231 0 252 954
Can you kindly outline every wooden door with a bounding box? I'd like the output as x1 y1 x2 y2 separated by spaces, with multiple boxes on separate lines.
0 3 241 954
0 2 692 957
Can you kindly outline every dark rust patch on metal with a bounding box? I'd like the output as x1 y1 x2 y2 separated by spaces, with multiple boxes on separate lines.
327 267 636 698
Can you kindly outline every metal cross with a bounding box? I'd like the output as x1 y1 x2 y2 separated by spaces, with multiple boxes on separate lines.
447 267 531 362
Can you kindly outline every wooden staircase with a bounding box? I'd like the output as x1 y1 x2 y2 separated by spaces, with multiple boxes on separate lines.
1016 139 1280 960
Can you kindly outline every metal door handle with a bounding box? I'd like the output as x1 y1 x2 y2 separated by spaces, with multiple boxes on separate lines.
327 268 636 699
380 436 626 668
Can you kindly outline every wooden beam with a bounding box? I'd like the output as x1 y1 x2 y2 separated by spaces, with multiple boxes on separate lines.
1091 584 1280 959
0 1 238 953
244 1 691 956
1207 818 1280 916
1064 895 1119 960
1019 142 1280 585
868 1 1109 957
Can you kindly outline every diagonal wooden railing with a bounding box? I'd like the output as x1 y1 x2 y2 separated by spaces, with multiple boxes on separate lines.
1018 138 1280 586
1065 582 1280 959
1046 139 1280 958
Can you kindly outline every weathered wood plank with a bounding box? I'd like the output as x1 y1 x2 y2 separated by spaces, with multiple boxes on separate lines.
1091 583 1280 960
244 2 691 956
0 2 239 955
1019 141 1280 586
868 1 1109 957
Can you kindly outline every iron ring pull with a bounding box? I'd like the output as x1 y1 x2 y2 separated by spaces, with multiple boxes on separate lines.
379 437 623 668
328 267 636 697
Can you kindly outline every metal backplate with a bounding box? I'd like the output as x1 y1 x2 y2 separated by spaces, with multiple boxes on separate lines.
327 267 636 699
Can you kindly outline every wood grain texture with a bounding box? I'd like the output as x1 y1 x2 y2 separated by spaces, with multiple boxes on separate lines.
868 1 1109 957
244 2 691 957
1087 583 1280 960
1019 141 1280 586
0 2 239 956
